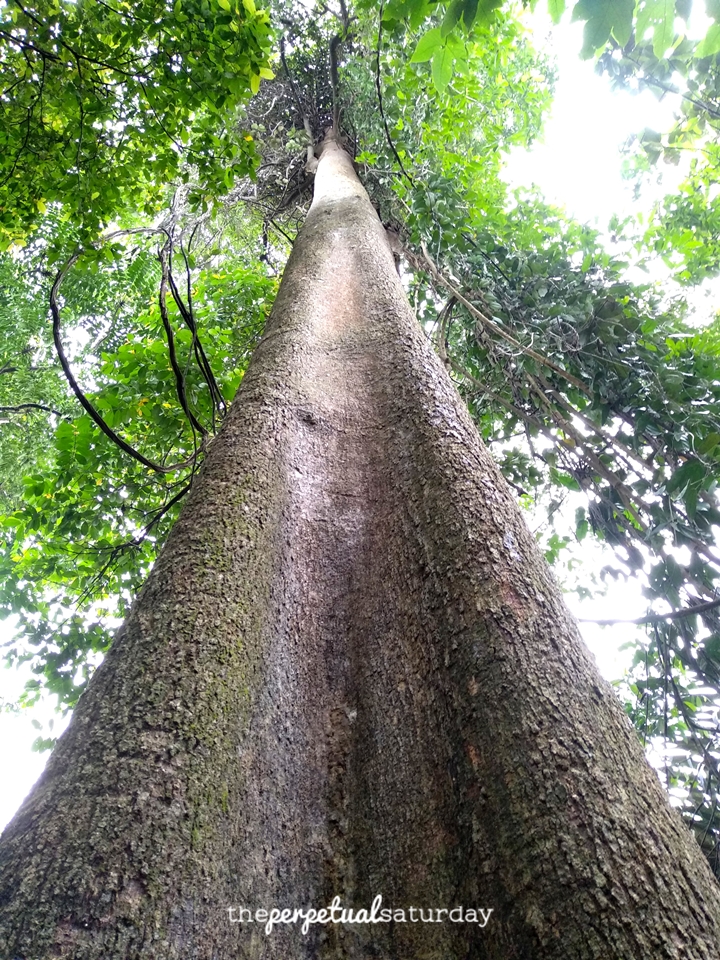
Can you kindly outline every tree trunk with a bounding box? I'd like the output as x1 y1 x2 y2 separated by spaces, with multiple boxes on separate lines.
1 137 720 960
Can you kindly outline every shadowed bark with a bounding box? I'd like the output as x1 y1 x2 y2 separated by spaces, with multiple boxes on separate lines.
1 136 720 959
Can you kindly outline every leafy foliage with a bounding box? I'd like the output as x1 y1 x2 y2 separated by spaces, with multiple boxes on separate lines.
639 155 720 284
0 0 273 250
387 0 720 94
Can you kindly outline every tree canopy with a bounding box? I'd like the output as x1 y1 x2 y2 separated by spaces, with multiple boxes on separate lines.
3 0 720 875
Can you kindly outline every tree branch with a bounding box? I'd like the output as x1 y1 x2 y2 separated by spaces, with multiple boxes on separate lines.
158 243 207 438
330 33 342 135
167 241 226 418
580 597 720 626
51 255 196 475
435 297 455 367
0 403 69 419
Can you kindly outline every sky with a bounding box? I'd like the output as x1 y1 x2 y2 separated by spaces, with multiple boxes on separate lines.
0 11 704 832
503 17 683 224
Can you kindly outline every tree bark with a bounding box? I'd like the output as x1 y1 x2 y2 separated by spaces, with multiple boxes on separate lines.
1 137 720 960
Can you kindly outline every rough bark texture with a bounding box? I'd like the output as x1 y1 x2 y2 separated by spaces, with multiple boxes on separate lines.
1 138 720 959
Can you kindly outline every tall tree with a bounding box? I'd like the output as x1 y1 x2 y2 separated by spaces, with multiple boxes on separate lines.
3 0 720 954
2 122 720 960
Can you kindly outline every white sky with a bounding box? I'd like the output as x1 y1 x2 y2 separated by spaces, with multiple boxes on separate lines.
503 15 686 221
0 650 70 831
0 12 707 831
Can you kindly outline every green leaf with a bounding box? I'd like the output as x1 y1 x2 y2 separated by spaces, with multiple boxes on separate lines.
408 0 432 28
697 23 720 57
382 0 411 20
411 27 444 62
652 21 674 59
702 634 720 664
441 0 464 36
575 506 589 541
548 0 566 23
579 16 612 56
461 0 480 27
573 0 634 56
697 432 720 455
431 45 454 91
474 0 503 24
666 458 706 495
550 466 582 491
636 0 674 49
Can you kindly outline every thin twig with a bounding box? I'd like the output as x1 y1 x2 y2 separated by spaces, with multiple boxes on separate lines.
166 243 225 417
375 2 414 186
